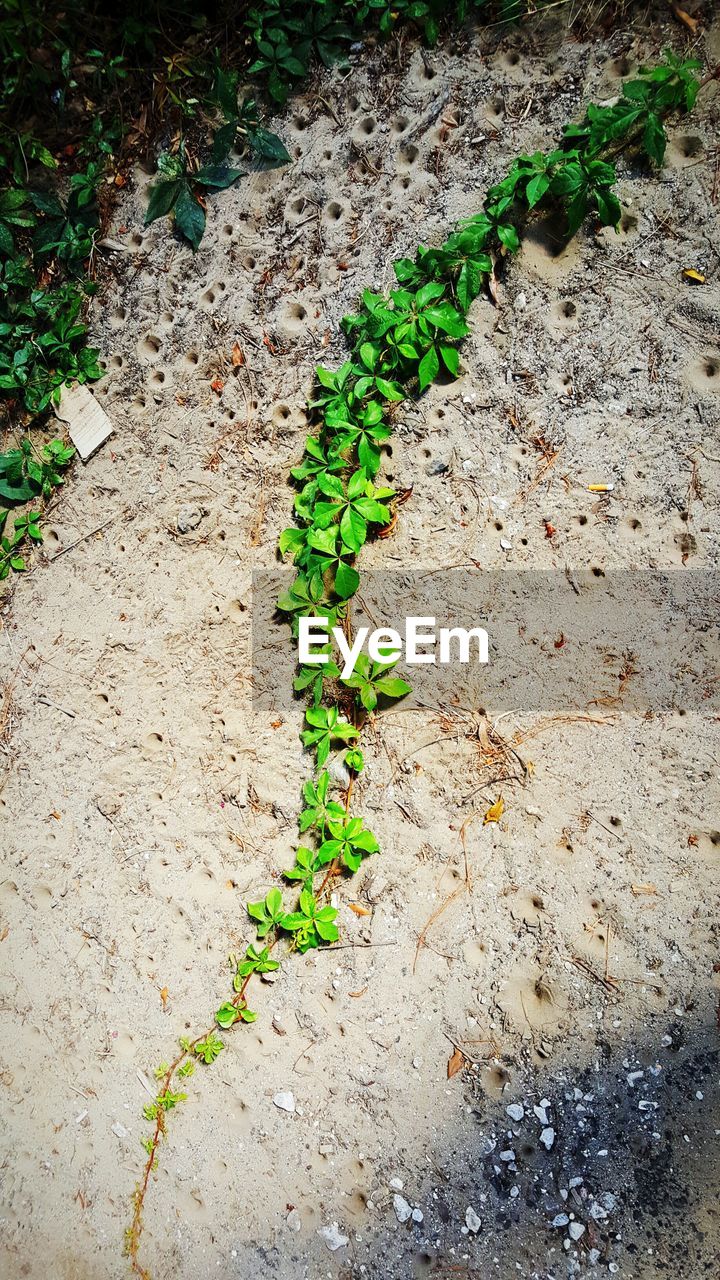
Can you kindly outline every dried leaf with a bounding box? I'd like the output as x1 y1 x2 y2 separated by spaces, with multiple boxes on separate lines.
231 342 244 367
483 795 504 825
349 986 368 998
348 902 371 917
631 883 657 896
447 1046 466 1078
682 268 705 285
210 378 224 395
672 4 699 32
544 521 556 539
159 986 169 1009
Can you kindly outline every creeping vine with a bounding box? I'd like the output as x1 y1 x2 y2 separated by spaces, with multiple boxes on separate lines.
126 51 707 1278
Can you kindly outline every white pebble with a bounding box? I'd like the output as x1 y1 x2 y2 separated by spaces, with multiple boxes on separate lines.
318 1223 348 1251
394 1194 412 1223
273 1090 296 1114
465 1206 481 1233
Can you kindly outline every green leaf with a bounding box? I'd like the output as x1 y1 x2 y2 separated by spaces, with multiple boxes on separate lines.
195 164 244 190
497 224 521 253
216 1001 240 1028
374 676 411 699
248 126 291 166
642 112 666 166
266 887 283 918
145 179 180 225
526 172 550 208
335 559 360 600
418 345 439 391
595 190 622 229
340 505 366 553
174 184 206 250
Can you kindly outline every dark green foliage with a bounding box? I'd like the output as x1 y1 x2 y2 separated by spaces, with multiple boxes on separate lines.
0 437 74 505
145 146 243 250
0 436 74 579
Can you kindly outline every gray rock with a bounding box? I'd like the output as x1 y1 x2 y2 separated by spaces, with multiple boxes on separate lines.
465 1206 481 1233
506 1103 524 1122
176 504 204 533
394 1194 412 1223
318 1223 348 1251
540 1126 556 1150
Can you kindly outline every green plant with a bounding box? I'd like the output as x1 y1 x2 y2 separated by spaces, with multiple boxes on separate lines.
0 186 33 255
0 433 73 580
0 507 41 579
341 653 411 710
126 49 708 1280
210 67 291 165
280 887 340 950
144 145 243 250
0 436 74 504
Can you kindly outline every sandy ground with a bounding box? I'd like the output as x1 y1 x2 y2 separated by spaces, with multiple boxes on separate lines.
1 9 719 1280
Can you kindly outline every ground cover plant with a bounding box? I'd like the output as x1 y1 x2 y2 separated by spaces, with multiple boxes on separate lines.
122 50 709 1279
0 0 542 579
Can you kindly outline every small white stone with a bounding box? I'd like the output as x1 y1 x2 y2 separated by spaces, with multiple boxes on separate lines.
394 1194 412 1223
506 1103 524 1122
500 537 513 550
552 1213 570 1228
568 1221 586 1241
318 1223 348 1251
540 1126 555 1150
111 1121 128 1139
273 1090 296 1114
389 1176 404 1191
287 1208 302 1232
465 1206 481 1233
411 1207 424 1223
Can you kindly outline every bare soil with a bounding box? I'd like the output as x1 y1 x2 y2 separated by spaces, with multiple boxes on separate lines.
1 9 719 1280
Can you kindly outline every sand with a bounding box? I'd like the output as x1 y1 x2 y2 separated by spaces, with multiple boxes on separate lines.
1 8 719 1279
